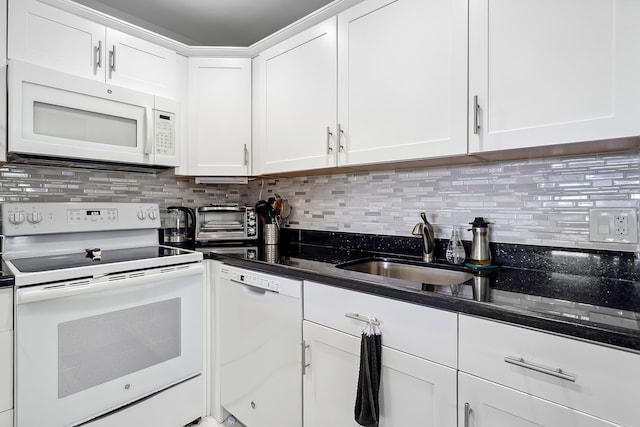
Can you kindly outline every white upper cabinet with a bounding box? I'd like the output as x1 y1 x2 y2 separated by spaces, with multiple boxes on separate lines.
105 28 177 99
469 0 640 153
254 0 468 175
9 0 104 80
337 0 468 166
186 57 252 176
254 19 338 175
9 0 178 98
255 0 468 173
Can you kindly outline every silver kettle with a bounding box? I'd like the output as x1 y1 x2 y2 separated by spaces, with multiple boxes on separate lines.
468 217 491 265
163 206 195 244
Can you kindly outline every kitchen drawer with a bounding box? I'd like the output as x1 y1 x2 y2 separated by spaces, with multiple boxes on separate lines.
459 315 640 427
0 331 13 414
0 409 12 427
0 288 12 332
304 281 457 368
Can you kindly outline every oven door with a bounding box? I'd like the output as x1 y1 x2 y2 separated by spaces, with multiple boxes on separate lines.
14 263 204 427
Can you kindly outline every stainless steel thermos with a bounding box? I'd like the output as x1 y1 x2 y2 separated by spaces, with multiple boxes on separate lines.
469 217 491 265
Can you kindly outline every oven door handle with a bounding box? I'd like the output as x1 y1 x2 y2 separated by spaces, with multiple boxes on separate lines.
16 264 203 304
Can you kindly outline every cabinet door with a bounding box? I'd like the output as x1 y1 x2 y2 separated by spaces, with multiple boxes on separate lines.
469 0 640 153
303 321 456 427
0 331 12 414
106 28 177 98
187 58 252 176
0 410 12 427
254 19 337 174
458 373 623 427
338 0 468 166
8 0 105 81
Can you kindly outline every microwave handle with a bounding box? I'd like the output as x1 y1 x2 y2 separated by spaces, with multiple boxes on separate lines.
144 107 154 156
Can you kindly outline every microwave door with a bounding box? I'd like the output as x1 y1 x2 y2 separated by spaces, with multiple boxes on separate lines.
9 61 155 165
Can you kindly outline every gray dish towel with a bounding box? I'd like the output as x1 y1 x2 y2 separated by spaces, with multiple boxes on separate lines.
354 324 382 427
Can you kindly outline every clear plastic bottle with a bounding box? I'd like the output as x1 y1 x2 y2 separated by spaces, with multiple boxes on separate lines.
446 227 466 265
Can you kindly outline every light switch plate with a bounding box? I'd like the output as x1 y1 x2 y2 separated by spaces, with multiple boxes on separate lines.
589 208 638 244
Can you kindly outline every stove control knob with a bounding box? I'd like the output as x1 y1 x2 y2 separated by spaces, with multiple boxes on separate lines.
137 210 147 220
27 211 43 224
9 211 25 224
148 209 158 220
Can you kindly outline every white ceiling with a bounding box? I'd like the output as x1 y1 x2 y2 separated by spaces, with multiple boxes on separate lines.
72 0 335 47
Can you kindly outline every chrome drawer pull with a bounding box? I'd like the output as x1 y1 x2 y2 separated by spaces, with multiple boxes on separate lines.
345 312 381 326
504 356 576 382
464 403 471 427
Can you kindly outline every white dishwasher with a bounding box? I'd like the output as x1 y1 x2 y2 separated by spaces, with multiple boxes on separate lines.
218 264 302 427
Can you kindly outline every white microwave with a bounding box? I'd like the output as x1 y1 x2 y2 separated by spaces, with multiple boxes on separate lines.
8 60 179 168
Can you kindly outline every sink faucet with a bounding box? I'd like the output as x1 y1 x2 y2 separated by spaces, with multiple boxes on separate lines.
412 212 435 262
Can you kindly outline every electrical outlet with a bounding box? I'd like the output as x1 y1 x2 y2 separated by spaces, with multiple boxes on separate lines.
589 209 638 244
614 215 628 235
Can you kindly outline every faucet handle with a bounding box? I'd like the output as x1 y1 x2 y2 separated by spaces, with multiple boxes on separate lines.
420 212 428 224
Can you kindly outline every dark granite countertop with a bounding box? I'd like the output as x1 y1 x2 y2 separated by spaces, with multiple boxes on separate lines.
198 231 640 354
0 260 15 288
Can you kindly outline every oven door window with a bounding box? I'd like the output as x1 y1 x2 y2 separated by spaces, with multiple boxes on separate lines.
15 266 203 427
58 298 181 398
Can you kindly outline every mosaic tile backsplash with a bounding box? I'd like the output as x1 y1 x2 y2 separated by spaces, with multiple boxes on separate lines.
1 149 638 252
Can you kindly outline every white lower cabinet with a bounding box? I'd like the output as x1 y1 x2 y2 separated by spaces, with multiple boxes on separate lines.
303 281 457 426
0 410 12 427
0 287 13 424
458 373 622 427
459 315 638 427
303 321 456 427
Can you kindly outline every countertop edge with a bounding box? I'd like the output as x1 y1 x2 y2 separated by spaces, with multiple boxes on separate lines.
214 255 640 355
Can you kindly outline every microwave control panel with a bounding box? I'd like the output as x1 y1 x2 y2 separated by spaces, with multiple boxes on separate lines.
154 111 176 156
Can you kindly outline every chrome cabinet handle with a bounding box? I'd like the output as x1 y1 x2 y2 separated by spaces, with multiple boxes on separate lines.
338 123 345 152
345 312 381 326
473 95 480 134
109 45 117 73
243 144 249 166
326 126 333 153
504 356 576 382
464 403 471 427
94 40 102 71
301 340 310 375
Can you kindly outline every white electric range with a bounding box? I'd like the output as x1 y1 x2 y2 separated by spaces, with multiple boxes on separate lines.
2 202 205 427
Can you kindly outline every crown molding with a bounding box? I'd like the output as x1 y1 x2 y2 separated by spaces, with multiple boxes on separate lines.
38 0 364 58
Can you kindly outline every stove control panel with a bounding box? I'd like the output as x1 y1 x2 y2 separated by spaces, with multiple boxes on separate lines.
1 203 161 236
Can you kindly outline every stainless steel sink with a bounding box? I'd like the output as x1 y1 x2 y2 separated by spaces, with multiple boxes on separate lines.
336 258 474 286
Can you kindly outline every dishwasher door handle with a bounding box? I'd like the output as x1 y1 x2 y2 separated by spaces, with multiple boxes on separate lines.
230 278 278 294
